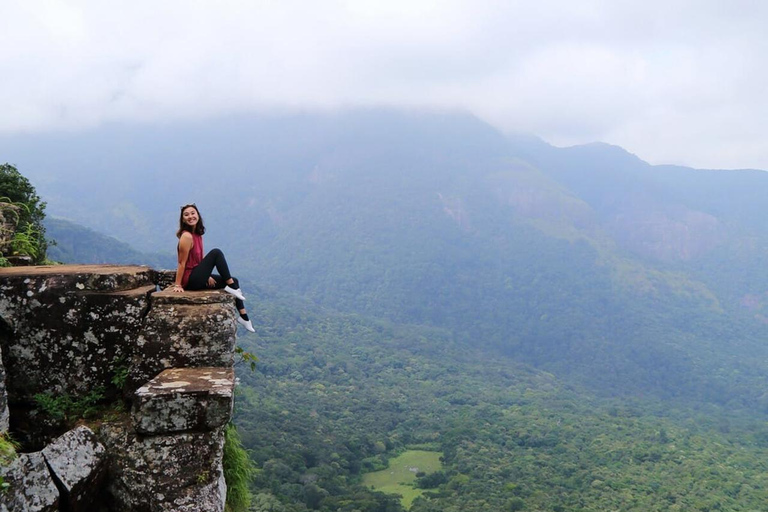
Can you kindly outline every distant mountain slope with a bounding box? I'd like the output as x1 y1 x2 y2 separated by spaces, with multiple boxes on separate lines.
238 137 767 405
45 217 175 268
4 110 768 408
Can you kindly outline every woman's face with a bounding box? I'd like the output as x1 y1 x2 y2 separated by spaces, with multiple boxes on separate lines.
182 206 199 228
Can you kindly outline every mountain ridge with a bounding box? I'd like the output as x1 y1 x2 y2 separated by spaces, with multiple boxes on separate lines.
2 109 767 408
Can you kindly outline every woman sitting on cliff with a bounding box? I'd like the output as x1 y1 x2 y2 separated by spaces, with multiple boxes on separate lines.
172 203 255 333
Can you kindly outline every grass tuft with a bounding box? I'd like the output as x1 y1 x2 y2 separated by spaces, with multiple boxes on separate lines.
0 432 18 466
223 423 256 512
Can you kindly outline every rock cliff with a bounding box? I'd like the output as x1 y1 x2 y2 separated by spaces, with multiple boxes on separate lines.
0 264 239 511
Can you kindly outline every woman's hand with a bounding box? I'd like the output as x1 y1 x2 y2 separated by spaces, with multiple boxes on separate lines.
207 277 216 288
171 284 184 293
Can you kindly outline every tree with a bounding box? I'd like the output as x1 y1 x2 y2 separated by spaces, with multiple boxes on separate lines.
0 163 48 263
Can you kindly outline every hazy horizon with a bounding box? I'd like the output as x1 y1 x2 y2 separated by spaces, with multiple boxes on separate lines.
2 1 767 170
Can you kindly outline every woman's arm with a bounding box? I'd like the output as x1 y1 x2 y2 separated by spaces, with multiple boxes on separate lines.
172 232 193 292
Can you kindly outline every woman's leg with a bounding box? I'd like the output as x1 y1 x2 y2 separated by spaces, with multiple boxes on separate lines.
185 252 253 332
209 274 254 332
186 248 235 290
208 274 245 311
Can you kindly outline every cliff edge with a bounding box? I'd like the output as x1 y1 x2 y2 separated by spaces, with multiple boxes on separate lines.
0 264 239 512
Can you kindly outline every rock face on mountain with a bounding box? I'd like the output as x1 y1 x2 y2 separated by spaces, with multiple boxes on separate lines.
0 265 239 512
609 205 724 262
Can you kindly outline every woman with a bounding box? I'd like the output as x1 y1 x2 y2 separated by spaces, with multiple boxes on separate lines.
172 203 256 332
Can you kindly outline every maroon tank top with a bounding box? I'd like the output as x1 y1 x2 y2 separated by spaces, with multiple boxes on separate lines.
181 233 203 287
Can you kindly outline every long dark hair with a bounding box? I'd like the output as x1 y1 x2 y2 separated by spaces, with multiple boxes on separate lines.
176 203 206 238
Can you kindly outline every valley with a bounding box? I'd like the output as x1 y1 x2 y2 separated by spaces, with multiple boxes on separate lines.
5 110 768 511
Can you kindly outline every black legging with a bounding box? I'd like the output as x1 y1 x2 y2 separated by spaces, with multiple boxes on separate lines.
186 248 244 310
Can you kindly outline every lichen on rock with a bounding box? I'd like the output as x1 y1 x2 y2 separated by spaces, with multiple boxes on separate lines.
0 264 241 511
127 289 237 394
0 265 155 404
99 420 226 512
0 452 59 512
42 426 107 511
133 367 235 435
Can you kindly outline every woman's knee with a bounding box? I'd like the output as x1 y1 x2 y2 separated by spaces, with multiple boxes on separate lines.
209 248 223 258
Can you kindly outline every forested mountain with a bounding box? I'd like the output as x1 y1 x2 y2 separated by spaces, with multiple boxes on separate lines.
6 110 768 406
4 110 768 510
45 217 175 268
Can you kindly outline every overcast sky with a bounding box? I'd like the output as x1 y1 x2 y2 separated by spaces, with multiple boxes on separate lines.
1 0 766 170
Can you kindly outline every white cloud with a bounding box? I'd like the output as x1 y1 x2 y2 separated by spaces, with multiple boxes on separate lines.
1 0 766 169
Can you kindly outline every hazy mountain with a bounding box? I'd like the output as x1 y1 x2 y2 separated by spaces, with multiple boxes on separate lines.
4 109 768 409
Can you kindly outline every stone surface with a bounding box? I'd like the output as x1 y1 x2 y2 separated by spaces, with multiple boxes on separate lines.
153 269 177 290
42 426 107 511
99 420 226 512
0 265 155 403
0 452 59 511
0 264 156 292
0 346 8 432
133 367 235 435
0 265 239 511
127 290 236 393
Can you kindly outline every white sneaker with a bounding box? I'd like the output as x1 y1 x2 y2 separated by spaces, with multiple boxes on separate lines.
237 316 255 333
224 285 246 301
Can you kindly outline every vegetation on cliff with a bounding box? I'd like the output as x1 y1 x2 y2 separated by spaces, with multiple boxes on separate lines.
224 422 256 512
0 163 49 264
0 433 17 466
0 433 18 495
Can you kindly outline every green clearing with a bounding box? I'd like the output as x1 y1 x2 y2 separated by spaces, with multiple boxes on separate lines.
362 450 443 509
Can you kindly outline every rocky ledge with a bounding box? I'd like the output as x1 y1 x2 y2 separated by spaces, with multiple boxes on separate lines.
133 367 235 435
0 265 241 512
